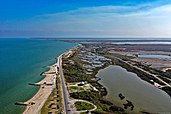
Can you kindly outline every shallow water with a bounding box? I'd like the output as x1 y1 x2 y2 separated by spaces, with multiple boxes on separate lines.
0 38 76 114
96 65 171 113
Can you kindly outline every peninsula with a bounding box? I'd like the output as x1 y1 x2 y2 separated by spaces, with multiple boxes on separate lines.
16 39 171 114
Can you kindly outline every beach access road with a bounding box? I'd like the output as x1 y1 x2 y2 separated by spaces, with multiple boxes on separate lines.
58 54 72 114
117 57 171 88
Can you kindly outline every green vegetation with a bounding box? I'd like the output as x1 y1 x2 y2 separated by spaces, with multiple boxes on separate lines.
63 52 89 82
80 112 88 114
62 47 125 113
68 69 78 75
70 86 84 91
75 101 94 111
70 86 84 90
70 91 124 113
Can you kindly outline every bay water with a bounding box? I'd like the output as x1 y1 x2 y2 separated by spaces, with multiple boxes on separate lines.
0 38 76 114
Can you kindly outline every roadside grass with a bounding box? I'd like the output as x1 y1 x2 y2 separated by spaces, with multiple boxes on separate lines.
75 101 94 111
57 75 63 111
70 86 84 90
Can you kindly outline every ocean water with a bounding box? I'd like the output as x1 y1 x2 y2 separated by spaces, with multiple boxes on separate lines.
0 38 76 114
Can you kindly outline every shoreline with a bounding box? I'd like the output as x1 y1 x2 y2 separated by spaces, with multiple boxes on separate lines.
18 45 80 114
67 43 171 113
18 42 171 114
22 63 57 114
16 56 60 114
0 39 78 114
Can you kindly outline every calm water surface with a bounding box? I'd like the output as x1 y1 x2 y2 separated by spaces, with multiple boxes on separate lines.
96 65 171 113
0 38 76 114
112 41 171 44
138 54 171 59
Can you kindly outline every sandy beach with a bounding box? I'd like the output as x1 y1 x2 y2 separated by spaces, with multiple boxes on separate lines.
22 61 58 114
21 45 80 114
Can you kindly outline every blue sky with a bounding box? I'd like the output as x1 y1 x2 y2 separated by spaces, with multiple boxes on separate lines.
0 0 171 38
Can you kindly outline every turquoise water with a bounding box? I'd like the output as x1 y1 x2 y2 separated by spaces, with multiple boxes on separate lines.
0 38 76 114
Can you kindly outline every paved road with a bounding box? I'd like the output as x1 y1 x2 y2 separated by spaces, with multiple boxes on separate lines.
58 55 71 114
57 54 98 114
117 57 171 88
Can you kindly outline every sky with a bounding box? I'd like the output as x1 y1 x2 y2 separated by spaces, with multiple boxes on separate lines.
0 0 171 38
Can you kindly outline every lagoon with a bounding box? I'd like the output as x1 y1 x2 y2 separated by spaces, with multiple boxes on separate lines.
96 65 171 113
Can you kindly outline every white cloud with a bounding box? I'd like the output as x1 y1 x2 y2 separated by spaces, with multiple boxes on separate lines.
2 3 171 37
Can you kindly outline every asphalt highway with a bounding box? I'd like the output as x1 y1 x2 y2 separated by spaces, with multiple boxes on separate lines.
58 55 71 114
